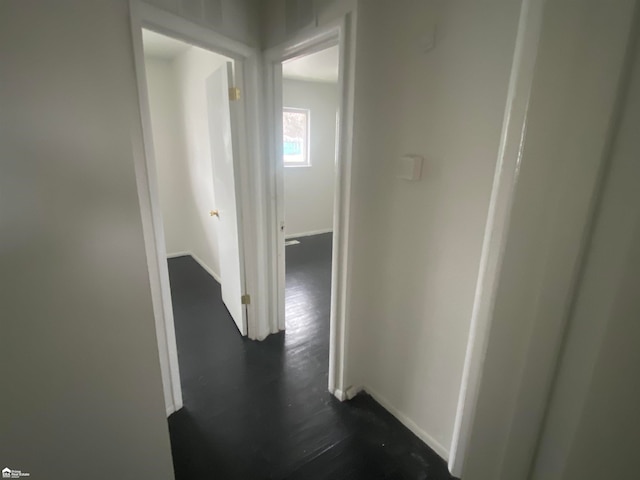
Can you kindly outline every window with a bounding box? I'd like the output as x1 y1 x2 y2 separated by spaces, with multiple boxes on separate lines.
283 107 310 167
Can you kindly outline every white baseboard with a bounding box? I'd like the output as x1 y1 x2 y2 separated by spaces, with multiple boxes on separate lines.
346 385 362 400
333 388 347 401
332 385 363 402
364 385 450 461
190 252 221 284
285 228 333 240
165 399 184 418
167 251 190 259
166 251 221 284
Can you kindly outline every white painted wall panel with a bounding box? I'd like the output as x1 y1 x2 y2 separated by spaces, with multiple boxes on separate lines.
0 1 174 478
462 2 638 478
350 1 521 455
144 57 191 258
145 0 260 47
532 29 640 480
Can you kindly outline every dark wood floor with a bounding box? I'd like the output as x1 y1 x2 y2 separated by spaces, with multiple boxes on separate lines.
166 233 455 479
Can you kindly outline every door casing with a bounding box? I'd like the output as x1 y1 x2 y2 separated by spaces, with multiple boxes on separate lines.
129 0 267 416
263 12 358 401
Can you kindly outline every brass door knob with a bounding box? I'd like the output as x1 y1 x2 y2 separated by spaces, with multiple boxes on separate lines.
209 210 219 218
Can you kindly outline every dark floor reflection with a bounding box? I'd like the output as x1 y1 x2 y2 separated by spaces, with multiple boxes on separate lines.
166 233 455 479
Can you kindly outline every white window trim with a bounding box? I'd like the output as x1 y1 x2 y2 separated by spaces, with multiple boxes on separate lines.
283 107 311 167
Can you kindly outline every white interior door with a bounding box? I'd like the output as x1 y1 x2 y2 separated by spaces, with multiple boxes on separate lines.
206 62 247 336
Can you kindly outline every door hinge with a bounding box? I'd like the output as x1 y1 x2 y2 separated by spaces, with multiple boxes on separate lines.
229 87 241 101
241 294 251 305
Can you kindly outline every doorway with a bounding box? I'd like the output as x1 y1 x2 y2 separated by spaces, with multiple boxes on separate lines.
141 28 247 332
265 16 357 400
280 46 339 381
132 15 255 414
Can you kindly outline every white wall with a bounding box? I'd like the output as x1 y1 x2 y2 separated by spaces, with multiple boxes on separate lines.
350 1 521 457
461 1 638 478
173 46 229 274
144 57 191 258
146 0 260 47
0 1 174 478
531 28 640 480
263 0 522 459
144 44 230 278
283 79 337 237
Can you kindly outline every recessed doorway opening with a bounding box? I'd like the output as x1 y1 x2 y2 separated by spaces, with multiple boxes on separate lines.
264 16 357 400
131 4 257 415
280 46 340 387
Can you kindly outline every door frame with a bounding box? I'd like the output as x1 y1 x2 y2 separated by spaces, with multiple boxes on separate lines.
129 0 266 416
447 0 546 473
263 12 358 400
449 0 639 477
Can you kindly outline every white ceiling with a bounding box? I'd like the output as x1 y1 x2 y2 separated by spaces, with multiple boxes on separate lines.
142 29 190 60
283 46 339 83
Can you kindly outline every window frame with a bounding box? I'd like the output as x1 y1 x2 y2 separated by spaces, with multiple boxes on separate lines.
282 107 311 168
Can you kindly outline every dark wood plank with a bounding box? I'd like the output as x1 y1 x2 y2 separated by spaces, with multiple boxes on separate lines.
167 233 456 479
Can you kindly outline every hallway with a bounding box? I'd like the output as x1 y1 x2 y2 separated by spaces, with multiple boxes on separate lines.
166 233 454 479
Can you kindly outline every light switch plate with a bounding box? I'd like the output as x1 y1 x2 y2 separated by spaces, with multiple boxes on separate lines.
397 155 423 181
